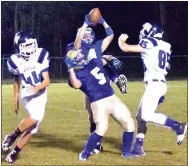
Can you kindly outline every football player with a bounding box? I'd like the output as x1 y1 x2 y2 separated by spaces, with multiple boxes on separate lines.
2 31 50 163
66 14 128 154
64 15 136 161
118 22 187 156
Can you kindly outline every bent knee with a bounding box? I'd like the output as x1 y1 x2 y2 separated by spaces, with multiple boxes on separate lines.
125 117 135 132
120 117 135 132
27 122 39 135
95 124 108 136
139 113 154 122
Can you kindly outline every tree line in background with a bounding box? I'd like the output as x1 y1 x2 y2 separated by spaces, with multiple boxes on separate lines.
2 1 188 56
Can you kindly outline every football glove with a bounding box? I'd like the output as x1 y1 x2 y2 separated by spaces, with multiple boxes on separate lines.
109 58 125 71
84 15 94 26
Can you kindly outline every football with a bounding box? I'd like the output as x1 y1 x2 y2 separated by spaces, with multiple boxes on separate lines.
89 8 101 24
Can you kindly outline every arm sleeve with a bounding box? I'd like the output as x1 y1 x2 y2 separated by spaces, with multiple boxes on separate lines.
38 49 50 71
7 57 20 75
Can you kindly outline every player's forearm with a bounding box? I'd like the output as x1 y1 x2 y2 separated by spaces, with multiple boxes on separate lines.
36 79 50 91
118 40 130 52
101 19 114 52
69 68 81 89
74 23 88 50
13 76 20 110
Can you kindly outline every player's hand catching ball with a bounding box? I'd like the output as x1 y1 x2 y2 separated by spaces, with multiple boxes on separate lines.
84 15 94 26
118 34 129 42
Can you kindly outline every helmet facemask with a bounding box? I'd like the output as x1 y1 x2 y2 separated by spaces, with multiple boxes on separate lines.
77 27 95 45
19 38 38 59
82 29 95 44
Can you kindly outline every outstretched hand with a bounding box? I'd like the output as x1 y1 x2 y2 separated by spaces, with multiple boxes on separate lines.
118 34 129 42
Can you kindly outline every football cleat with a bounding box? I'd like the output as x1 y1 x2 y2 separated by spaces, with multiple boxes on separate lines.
78 151 90 161
116 74 128 94
5 150 17 164
132 143 146 156
177 122 187 145
2 135 15 152
91 144 103 154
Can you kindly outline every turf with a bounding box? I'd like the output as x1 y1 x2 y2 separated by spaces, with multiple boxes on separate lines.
1 80 187 165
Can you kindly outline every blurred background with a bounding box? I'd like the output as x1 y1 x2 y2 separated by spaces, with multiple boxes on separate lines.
1 1 188 82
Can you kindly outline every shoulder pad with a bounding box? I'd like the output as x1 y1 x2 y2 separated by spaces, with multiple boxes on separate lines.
37 48 49 64
139 37 158 49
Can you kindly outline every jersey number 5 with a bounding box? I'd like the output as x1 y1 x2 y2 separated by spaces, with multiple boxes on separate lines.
158 50 170 71
90 67 106 85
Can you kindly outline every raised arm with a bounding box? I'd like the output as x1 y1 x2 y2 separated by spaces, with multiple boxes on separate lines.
74 15 94 50
99 17 114 53
118 34 145 53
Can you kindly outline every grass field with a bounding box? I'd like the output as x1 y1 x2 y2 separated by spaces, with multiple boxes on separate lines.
1 80 187 165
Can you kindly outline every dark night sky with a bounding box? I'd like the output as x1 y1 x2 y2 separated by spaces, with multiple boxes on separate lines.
1 1 186 55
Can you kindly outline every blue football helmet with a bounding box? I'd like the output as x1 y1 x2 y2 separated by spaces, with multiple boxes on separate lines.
14 31 38 58
66 42 74 52
66 49 89 70
139 22 164 41
77 27 95 44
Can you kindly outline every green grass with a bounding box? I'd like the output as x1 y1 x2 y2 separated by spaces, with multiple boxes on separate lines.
2 80 187 165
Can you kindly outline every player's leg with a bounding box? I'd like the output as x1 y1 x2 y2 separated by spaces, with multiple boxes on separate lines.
2 113 38 152
83 94 96 133
142 83 187 144
5 123 38 163
133 82 165 156
79 98 109 160
104 65 128 94
83 94 103 154
5 93 47 163
109 95 136 158
134 82 187 156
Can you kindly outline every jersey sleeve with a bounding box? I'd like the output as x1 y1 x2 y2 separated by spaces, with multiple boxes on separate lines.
7 56 20 75
139 37 158 49
37 48 50 72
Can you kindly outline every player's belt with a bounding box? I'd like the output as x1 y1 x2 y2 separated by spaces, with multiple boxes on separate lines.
152 79 166 83
145 79 166 84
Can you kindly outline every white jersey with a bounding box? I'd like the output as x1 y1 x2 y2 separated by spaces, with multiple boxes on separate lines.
7 48 50 98
139 37 171 82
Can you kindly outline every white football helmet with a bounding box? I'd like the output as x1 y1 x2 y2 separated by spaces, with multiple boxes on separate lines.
139 22 164 41
14 31 38 58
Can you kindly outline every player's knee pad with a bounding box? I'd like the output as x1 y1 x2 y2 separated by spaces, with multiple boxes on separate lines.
95 123 108 136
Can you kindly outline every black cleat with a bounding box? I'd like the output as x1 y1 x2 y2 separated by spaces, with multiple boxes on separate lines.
116 74 128 94
177 122 187 145
2 135 15 152
5 150 18 164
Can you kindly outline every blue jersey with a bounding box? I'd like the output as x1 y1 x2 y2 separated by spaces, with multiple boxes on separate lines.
81 40 103 60
75 58 114 102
